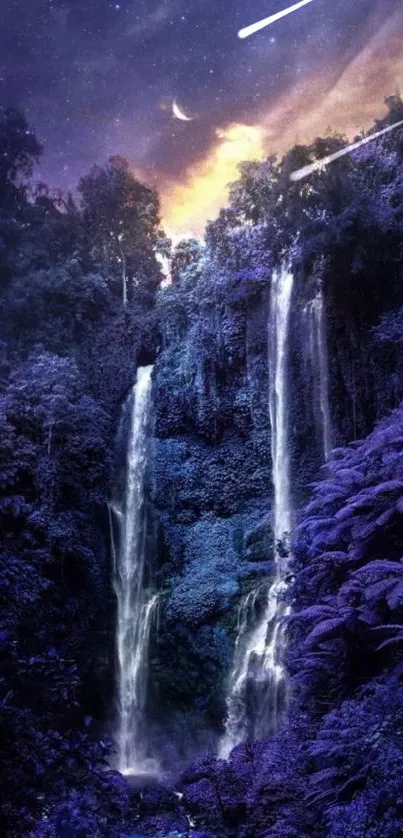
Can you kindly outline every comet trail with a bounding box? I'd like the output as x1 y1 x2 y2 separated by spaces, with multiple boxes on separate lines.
290 119 403 181
238 0 314 39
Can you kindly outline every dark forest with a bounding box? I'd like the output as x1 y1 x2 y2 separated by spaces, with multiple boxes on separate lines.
1 95 403 837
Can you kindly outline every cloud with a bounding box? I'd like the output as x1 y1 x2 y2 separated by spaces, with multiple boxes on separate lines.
160 123 265 239
160 8 403 239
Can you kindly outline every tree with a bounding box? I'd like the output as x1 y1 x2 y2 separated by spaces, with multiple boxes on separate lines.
170 237 204 284
78 155 167 307
0 109 43 294
0 107 42 199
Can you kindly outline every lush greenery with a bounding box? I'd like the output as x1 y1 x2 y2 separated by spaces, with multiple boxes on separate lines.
1 95 403 837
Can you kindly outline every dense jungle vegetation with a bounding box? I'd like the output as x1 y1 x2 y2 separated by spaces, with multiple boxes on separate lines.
1 95 403 837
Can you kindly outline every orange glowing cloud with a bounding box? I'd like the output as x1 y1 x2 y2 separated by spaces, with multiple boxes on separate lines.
161 10 403 241
161 123 265 243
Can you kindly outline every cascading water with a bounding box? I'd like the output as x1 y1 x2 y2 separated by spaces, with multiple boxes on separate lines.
303 288 332 461
110 365 159 777
219 264 294 758
218 586 265 757
268 264 294 568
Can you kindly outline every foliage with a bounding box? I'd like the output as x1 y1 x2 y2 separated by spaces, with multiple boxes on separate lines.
168 406 403 837
2 94 403 838
78 155 168 307
0 108 162 836
0 106 42 196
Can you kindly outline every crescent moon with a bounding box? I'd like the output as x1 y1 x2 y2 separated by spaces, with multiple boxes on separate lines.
172 99 194 122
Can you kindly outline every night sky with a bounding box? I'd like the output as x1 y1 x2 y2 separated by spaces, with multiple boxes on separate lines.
1 0 402 238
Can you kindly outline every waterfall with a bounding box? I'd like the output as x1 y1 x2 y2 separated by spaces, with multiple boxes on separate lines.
219 264 293 757
110 365 159 777
253 263 294 736
218 587 264 758
269 265 294 562
303 289 332 461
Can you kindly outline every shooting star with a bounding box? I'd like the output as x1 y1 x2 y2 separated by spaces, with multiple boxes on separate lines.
290 119 403 181
238 0 314 39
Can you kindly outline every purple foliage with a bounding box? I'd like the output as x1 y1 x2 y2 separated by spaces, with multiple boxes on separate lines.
2 98 403 838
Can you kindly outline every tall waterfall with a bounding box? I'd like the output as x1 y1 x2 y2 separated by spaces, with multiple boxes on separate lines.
269 265 294 564
219 264 294 758
303 289 332 461
110 365 159 777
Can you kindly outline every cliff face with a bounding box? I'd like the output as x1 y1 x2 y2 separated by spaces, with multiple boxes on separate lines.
145 258 274 758
143 260 306 758
141 231 403 765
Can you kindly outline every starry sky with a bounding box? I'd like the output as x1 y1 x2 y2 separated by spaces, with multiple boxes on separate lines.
1 0 402 239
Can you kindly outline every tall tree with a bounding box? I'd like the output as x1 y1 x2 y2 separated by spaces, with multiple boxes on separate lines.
0 107 42 201
78 155 167 307
0 109 42 294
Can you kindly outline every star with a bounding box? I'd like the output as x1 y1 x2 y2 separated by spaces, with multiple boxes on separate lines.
0 0 400 238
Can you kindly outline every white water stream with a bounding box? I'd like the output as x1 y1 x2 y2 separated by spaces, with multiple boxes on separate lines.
303 289 332 461
220 265 294 757
111 365 159 776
